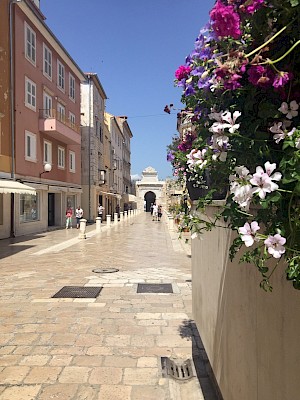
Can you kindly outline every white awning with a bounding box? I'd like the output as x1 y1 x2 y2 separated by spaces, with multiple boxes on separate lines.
0 180 36 195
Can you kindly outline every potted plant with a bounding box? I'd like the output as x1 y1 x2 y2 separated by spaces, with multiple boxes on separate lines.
167 0 300 290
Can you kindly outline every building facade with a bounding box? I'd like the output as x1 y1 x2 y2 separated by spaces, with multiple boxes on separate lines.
135 166 165 212
81 73 109 221
0 0 85 238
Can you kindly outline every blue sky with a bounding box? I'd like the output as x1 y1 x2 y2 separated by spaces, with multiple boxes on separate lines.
41 0 215 179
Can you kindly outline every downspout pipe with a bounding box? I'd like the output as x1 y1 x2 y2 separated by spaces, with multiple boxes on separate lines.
8 0 20 238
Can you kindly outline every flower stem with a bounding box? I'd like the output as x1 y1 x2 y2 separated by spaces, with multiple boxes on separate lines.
261 40 300 65
245 24 290 58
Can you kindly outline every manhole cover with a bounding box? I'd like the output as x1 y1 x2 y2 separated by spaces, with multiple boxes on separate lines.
137 283 173 293
92 268 119 274
161 357 194 381
52 286 102 298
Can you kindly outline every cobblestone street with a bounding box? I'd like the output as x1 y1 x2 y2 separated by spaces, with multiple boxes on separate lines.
0 212 217 400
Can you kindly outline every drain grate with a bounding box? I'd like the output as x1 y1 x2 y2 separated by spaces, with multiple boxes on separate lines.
137 283 173 293
161 357 194 381
92 268 119 274
52 286 102 298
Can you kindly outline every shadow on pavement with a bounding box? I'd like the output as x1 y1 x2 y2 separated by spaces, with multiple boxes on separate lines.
0 234 45 260
178 319 223 400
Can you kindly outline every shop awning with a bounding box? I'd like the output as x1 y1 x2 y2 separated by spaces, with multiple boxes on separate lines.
122 193 138 203
0 180 36 195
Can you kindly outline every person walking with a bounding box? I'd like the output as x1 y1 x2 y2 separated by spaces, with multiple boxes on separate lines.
152 203 158 221
158 205 162 221
65 206 73 229
97 204 104 221
150 203 154 215
75 206 83 229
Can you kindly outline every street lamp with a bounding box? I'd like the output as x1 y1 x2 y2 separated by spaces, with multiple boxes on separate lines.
39 163 52 177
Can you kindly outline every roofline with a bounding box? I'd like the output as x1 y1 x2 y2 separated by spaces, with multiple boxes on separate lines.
85 73 108 99
18 0 86 81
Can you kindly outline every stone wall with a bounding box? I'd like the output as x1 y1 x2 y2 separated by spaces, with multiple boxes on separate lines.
192 204 300 400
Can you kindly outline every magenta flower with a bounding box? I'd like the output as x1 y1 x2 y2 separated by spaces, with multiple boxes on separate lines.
210 0 241 39
273 71 290 89
175 65 192 81
264 234 286 258
247 65 274 88
239 221 260 247
245 0 265 14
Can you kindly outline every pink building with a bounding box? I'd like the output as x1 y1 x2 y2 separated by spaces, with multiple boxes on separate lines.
10 0 85 236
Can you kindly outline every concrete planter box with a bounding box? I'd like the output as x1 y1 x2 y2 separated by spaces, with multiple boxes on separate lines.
191 203 300 400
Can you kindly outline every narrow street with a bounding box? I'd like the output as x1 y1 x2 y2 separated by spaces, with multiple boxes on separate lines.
0 212 218 400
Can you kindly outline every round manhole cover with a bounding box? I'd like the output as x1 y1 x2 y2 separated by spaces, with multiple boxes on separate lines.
92 268 119 274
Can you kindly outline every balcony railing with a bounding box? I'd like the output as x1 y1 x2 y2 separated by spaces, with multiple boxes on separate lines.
39 109 80 134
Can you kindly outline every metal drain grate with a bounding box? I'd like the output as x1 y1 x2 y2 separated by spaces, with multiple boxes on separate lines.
52 286 102 298
137 283 173 293
161 357 194 381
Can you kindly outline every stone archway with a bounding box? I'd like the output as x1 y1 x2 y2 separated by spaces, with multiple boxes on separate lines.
144 191 156 212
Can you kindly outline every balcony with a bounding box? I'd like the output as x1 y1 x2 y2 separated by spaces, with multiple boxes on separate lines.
39 109 81 145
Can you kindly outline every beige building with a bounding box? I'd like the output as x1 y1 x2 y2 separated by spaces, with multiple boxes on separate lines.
80 73 109 221
136 166 165 212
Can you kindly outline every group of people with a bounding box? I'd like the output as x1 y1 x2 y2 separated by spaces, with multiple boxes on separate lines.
150 203 162 221
65 206 83 229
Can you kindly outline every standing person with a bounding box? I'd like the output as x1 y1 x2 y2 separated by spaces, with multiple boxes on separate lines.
158 205 162 221
97 204 104 221
65 206 73 229
152 203 158 221
150 203 154 215
116 204 120 218
75 206 83 229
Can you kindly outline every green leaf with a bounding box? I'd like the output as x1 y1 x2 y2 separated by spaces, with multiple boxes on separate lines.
290 0 299 6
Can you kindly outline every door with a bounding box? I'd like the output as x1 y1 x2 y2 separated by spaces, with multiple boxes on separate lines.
48 193 55 226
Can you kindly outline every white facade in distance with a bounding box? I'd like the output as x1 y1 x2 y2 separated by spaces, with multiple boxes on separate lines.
135 166 165 211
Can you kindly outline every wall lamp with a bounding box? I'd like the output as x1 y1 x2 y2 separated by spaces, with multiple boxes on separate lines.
40 163 52 177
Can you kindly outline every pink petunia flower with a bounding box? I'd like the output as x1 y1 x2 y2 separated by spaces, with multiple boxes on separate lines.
264 234 286 258
278 101 299 119
175 65 192 81
239 221 260 247
250 162 281 199
210 0 241 39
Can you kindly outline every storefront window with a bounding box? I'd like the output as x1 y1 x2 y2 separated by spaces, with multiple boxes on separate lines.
66 195 75 214
20 193 39 222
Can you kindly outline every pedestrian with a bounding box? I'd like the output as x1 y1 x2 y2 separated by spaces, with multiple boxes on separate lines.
116 204 120 218
65 206 73 229
75 205 83 229
152 203 158 221
150 203 154 215
97 204 104 221
158 205 162 221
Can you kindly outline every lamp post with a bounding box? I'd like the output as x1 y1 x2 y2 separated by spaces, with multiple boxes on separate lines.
39 163 52 178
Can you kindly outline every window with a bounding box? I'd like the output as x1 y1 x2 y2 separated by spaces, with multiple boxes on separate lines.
69 112 75 129
20 193 39 223
58 146 65 169
44 140 52 164
99 124 103 142
69 74 75 100
25 22 36 65
25 77 36 111
57 103 65 123
69 150 75 172
43 44 52 79
57 60 65 91
43 92 52 117
25 131 36 162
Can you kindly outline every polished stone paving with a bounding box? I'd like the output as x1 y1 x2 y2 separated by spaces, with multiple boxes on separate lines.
0 212 218 399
